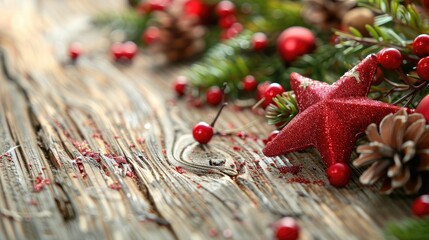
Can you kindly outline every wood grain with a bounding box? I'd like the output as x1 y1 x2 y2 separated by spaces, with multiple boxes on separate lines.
0 1 412 239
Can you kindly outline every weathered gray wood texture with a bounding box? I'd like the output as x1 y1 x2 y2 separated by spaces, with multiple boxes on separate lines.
0 1 411 239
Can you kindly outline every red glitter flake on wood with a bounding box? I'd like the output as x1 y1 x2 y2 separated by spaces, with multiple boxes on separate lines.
175 166 185 174
287 177 311 184
313 179 325 186
137 138 145 144
236 131 247 139
33 176 47 192
114 156 127 164
196 184 202 189
232 146 241 152
109 182 122 191
278 165 303 175
209 229 219 237
129 144 136 148
92 133 102 139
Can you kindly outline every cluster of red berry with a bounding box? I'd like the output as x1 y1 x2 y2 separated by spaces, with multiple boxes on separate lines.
216 1 243 41
67 41 139 62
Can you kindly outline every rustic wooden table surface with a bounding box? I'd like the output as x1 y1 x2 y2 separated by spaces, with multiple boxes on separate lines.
0 1 412 239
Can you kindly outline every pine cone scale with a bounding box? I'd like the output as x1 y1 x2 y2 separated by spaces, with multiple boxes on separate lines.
366 123 384 143
392 116 407 150
404 119 426 142
380 113 395 146
359 160 390 184
391 165 410 188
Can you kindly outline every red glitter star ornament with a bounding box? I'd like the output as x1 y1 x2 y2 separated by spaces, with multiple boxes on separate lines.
263 55 403 170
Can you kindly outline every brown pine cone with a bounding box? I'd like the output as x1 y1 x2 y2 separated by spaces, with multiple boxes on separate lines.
152 1 206 62
353 109 429 194
302 0 356 30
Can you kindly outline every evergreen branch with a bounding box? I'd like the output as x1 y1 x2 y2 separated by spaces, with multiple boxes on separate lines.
265 92 298 129
385 217 429 240
93 10 152 46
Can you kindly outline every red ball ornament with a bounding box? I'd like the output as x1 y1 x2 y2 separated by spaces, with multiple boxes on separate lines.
111 42 124 60
252 32 268 51
206 86 223 106
326 163 351 187
412 194 429 217
262 83 285 108
242 75 257 92
416 94 429 122
122 41 138 60
192 122 214 144
413 34 429 57
377 48 402 69
174 76 188 96
273 217 300 240
219 14 237 29
143 26 160 45
417 56 429 81
68 42 82 61
215 0 235 17
277 27 315 63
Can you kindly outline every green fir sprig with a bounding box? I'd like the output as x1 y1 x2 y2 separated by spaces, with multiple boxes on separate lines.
385 217 429 240
93 10 152 46
265 92 298 129
335 0 429 108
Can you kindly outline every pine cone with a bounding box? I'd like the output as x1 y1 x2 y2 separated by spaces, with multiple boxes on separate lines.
152 1 206 62
353 109 429 194
302 0 356 30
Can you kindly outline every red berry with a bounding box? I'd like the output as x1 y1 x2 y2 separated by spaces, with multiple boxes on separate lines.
326 163 351 187
215 0 235 17
222 22 243 40
242 75 257 92
68 42 82 61
122 41 138 60
416 94 429 123
192 102 227 144
412 195 429 217
417 56 429 81
257 81 271 100
413 34 429 57
263 83 285 108
252 32 268 51
143 26 160 45
274 217 300 240
192 122 214 144
174 76 187 96
277 27 315 63
148 0 169 11
111 42 124 60
219 14 237 29
377 48 402 69
206 86 223 106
